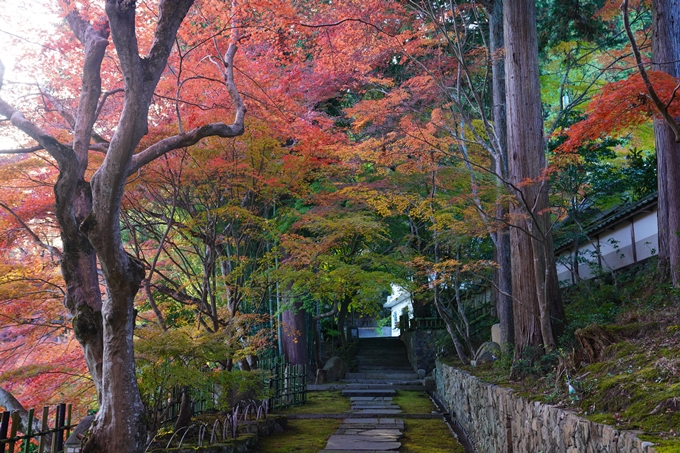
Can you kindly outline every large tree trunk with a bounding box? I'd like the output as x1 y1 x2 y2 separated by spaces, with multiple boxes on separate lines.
487 0 514 347
281 299 309 366
504 0 564 356
653 0 680 286
0 1 246 450
337 295 351 350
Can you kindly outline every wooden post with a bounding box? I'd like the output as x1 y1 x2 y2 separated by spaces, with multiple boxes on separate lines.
8 412 19 452
38 407 48 453
65 404 72 440
0 411 10 453
56 404 66 452
22 409 34 453
50 406 58 453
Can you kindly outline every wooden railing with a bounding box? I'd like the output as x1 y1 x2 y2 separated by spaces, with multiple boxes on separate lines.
0 403 74 453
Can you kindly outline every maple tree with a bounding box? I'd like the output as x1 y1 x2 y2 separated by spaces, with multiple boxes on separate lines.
0 0 414 442
0 0 248 450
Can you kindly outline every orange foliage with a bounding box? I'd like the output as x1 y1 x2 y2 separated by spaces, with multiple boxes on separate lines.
556 71 680 153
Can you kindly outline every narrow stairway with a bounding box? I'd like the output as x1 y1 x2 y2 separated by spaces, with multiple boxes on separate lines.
342 338 422 388
319 338 416 452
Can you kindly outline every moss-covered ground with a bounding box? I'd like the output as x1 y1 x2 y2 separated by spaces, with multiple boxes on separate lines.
271 390 350 415
257 419 341 453
444 260 680 451
401 419 466 453
393 390 437 414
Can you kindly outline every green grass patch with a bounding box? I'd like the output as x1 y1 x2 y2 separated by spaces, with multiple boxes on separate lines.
272 391 350 415
401 419 465 453
257 419 340 453
393 391 437 414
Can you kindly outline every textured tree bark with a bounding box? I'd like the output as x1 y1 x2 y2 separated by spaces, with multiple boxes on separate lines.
504 0 563 356
487 0 514 348
1 1 246 450
281 298 309 366
652 0 680 286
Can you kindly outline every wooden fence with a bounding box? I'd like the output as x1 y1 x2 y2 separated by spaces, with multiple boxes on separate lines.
161 356 307 422
0 403 74 453
266 362 306 409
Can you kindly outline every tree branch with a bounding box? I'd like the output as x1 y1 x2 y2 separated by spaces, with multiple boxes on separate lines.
0 145 43 154
0 98 73 166
66 10 110 175
0 202 62 259
129 40 245 175
622 0 680 142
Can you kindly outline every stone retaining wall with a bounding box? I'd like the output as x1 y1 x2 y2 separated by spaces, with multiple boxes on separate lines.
435 362 657 453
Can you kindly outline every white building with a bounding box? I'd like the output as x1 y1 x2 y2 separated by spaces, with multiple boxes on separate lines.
555 193 658 286
383 284 413 336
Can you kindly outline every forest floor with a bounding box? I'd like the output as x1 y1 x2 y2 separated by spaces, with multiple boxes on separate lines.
443 259 680 452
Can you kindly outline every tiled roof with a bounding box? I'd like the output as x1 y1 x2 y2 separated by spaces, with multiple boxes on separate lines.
554 192 658 253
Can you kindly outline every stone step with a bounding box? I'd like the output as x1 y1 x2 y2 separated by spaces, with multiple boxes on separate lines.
352 403 401 410
322 416 404 452
341 388 397 398
351 409 403 414
340 418 404 429
349 396 393 402
357 348 408 357
319 450 394 453
355 358 410 364
347 372 418 379
342 379 423 386
359 365 413 373
324 434 401 451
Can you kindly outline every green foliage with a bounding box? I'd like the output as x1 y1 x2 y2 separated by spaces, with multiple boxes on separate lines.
214 369 271 410
537 0 613 51
510 345 561 379
135 323 270 427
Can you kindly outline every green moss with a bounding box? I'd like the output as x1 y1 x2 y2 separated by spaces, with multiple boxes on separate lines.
393 391 437 414
257 419 340 453
401 419 465 453
640 438 680 452
272 391 350 415
604 321 660 338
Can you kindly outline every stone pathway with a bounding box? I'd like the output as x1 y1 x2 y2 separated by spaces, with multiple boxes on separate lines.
320 394 405 452
304 338 469 453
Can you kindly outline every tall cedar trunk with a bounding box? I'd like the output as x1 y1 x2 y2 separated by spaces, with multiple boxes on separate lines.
653 0 680 286
487 0 514 347
281 299 309 365
504 0 564 356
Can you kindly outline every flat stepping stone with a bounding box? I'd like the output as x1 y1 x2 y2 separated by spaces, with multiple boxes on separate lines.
357 409 401 415
352 401 399 409
340 428 402 439
339 419 404 430
350 397 393 402
342 388 396 397
324 435 401 451
320 451 398 453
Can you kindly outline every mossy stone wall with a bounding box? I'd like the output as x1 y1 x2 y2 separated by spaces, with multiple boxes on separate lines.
435 362 657 453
